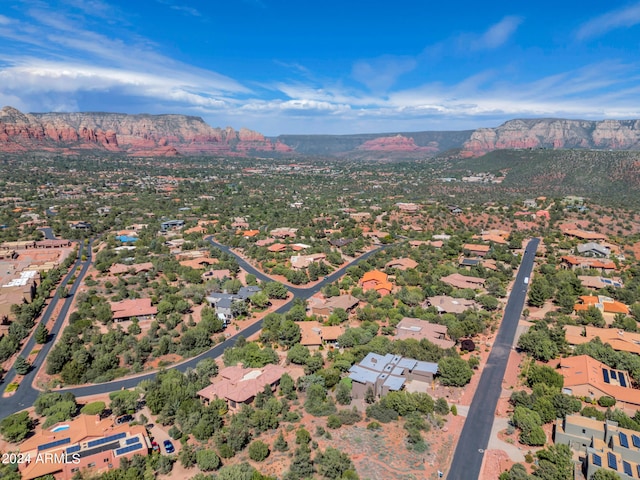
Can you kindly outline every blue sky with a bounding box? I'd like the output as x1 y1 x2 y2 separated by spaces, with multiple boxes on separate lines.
1 0 640 135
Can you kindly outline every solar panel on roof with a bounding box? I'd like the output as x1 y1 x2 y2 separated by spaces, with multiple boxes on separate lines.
619 374 627 387
114 443 142 456
66 445 80 454
603 279 612 284
632 434 640 448
125 437 139 445
593 454 602 466
87 432 127 449
623 461 632 476
620 432 629 448
603 369 610 383
607 452 617 470
38 437 71 451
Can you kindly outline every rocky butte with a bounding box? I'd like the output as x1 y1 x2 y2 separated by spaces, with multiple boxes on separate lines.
0 106 292 156
460 118 640 157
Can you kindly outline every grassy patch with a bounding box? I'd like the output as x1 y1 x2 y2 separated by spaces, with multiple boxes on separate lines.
4 382 19 393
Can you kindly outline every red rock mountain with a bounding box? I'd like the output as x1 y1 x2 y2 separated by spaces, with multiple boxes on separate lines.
0 106 291 156
460 118 640 157
3 107 640 158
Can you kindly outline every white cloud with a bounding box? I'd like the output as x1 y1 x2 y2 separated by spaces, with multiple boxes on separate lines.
576 2 640 40
0 15 11 25
471 15 523 50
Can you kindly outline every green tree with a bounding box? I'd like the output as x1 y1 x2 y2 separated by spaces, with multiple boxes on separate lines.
0 411 34 442
14 355 30 375
80 401 106 415
196 449 221 471
336 378 352 405
263 281 288 299
438 357 473 386
248 440 270 462
35 323 49 344
274 431 289 452
527 276 553 308
315 447 358 479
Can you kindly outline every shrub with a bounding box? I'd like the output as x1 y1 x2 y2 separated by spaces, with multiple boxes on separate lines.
326 415 342 429
196 449 221 471
168 426 182 440
367 421 381 430
450 405 458 416
80 401 106 416
598 396 616 408
248 440 269 462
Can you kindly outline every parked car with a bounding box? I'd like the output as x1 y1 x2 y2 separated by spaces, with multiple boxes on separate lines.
163 440 174 454
115 414 133 425
151 441 160 453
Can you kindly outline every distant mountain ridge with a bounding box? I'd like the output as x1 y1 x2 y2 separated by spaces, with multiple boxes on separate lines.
0 106 292 156
1 106 640 157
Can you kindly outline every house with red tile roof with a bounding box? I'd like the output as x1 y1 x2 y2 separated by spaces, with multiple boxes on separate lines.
290 253 326 270
462 243 491 257
197 364 286 410
267 243 288 253
296 321 344 348
425 296 478 314
562 228 608 241
110 298 157 322
385 258 419 271
564 325 640 355
561 256 616 273
574 295 630 316
440 273 486 290
359 270 393 296
108 262 154 275
559 355 640 411
394 317 455 349
270 227 298 238
18 415 150 480
239 229 260 238
308 294 359 317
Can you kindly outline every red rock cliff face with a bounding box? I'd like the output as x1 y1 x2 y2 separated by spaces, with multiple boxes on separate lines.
0 106 287 156
356 134 439 153
461 118 640 157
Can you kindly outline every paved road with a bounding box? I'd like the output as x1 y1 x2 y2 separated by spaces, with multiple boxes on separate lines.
446 238 539 480
0 237 383 415
0 240 92 414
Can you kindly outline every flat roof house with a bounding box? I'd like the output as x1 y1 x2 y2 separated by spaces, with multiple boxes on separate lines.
348 353 438 400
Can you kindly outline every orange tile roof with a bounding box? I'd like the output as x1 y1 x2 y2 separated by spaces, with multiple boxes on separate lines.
198 364 286 403
463 243 491 253
267 243 288 252
560 355 640 406
574 295 630 315
360 270 388 284
564 325 640 355
110 298 158 320
241 229 260 237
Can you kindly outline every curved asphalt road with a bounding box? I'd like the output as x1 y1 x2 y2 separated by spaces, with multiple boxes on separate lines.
446 238 540 480
0 239 92 414
1 237 383 415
